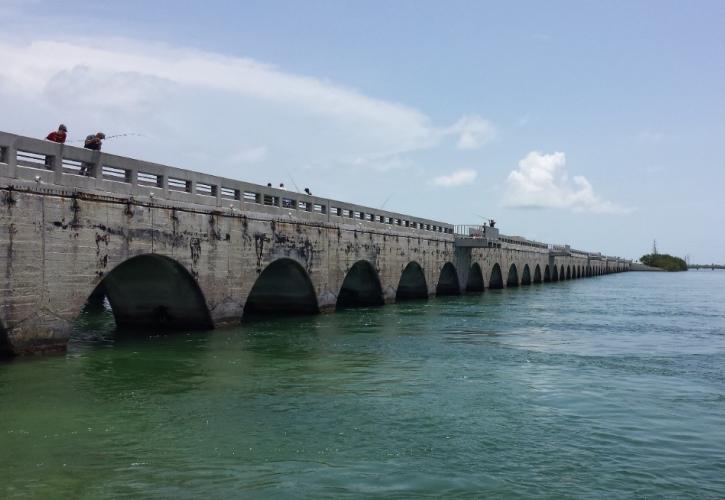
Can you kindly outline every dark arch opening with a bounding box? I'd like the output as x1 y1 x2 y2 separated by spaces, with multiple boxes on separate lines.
489 263 504 289
577 266 581 278
245 258 319 317
566 266 572 280
559 266 565 281
551 265 558 282
337 260 384 309
466 263 484 292
507 264 519 287
436 262 461 296
396 262 428 301
533 265 542 284
521 264 531 286
0 319 11 357
92 254 213 330
544 265 551 283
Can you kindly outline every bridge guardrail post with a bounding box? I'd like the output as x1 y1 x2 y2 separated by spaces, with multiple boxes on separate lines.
52 145 64 184
91 151 103 181
7 139 17 179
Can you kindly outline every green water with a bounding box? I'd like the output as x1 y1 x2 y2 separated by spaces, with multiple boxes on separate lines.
2 272 725 499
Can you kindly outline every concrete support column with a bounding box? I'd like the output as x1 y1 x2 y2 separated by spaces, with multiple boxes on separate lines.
6 140 17 178
52 145 64 184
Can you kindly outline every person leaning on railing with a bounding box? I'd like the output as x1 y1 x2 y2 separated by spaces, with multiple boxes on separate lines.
44 124 68 167
80 132 105 175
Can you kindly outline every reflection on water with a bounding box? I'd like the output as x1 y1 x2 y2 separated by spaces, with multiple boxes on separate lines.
2 272 725 498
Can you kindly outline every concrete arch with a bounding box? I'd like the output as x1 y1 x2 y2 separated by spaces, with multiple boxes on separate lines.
466 263 485 292
507 264 519 287
559 266 565 281
489 263 504 289
551 265 559 282
244 258 319 317
436 262 461 296
93 254 213 330
577 266 581 278
566 265 572 280
521 264 532 286
533 264 542 284
396 261 429 301
543 264 551 283
336 260 384 309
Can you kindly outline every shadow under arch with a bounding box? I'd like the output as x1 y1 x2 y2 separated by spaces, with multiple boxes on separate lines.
337 260 384 309
521 264 532 285
507 264 519 287
559 266 565 281
91 254 213 330
533 264 542 284
436 262 461 296
466 263 484 292
0 318 11 357
244 258 319 318
544 264 551 283
396 261 428 301
551 265 559 282
566 266 572 280
489 263 504 289
577 266 582 278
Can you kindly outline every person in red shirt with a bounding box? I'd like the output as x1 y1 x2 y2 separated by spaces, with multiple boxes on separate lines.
44 124 68 168
46 124 68 144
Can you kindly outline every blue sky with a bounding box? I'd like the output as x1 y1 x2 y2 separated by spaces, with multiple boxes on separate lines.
1 1 723 262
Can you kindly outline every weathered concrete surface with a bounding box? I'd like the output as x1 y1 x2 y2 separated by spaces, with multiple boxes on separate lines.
0 130 630 356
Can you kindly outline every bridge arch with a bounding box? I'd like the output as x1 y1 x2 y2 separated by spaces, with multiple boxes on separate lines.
577 266 581 278
551 265 558 282
533 264 542 284
89 254 213 330
521 264 532 286
396 261 428 300
566 266 572 280
245 258 318 317
0 318 10 356
559 266 565 281
543 264 551 283
489 263 504 289
507 264 519 287
466 263 484 292
337 260 384 309
436 262 461 296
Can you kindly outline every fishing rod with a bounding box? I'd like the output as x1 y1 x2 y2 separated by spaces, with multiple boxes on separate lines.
65 132 149 143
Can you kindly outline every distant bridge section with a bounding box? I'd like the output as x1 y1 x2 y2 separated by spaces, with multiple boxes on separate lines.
0 131 629 356
689 264 725 270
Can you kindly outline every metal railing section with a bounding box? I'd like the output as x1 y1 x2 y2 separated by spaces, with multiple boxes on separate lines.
0 131 453 236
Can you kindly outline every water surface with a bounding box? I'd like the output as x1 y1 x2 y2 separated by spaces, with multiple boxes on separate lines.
2 272 725 498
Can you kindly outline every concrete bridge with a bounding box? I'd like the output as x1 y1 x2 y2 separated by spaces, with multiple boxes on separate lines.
689 264 725 270
0 131 630 356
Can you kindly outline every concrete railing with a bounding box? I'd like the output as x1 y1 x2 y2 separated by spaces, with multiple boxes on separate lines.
0 131 453 237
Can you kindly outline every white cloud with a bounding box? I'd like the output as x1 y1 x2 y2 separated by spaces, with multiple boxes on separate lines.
431 168 478 187
0 36 496 208
503 151 632 214
226 146 267 164
445 115 497 150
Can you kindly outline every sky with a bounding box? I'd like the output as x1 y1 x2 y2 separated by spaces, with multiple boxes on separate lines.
1 1 723 262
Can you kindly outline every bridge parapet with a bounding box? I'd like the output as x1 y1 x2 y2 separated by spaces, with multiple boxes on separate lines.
0 131 452 238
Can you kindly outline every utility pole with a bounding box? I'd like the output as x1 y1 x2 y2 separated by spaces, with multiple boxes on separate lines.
652 239 658 255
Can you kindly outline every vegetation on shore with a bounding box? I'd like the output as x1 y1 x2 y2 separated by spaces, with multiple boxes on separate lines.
640 253 688 272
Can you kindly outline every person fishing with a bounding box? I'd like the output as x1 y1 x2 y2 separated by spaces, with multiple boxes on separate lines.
46 124 68 144
44 124 68 167
84 132 105 151
80 132 105 175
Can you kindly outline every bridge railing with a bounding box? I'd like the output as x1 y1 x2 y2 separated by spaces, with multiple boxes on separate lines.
0 131 453 237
